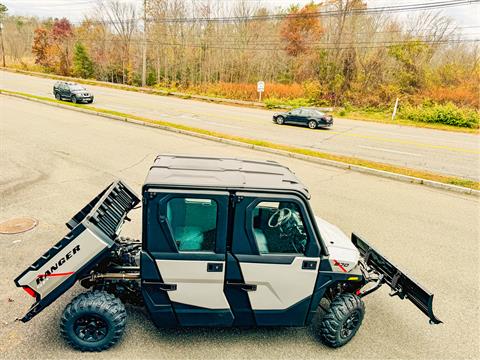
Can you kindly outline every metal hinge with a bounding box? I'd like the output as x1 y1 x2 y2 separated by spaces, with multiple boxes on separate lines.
229 195 244 207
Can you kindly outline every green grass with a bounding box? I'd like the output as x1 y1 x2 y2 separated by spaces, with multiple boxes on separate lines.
2 88 478 192
333 108 479 134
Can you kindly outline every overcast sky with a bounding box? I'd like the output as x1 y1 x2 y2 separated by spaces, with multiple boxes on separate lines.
2 0 479 37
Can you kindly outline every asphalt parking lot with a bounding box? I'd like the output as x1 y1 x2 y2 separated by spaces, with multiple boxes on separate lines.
0 96 478 359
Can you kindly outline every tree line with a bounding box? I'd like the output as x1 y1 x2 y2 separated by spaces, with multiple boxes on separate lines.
1 0 479 109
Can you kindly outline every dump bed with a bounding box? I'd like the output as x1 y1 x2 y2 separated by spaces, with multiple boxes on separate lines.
14 181 140 322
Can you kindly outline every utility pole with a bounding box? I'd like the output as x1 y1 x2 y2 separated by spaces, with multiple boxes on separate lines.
141 0 147 87
0 22 5 67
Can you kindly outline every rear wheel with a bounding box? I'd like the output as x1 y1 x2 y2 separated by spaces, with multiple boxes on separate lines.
308 120 317 129
319 293 365 348
276 116 285 125
60 291 127 352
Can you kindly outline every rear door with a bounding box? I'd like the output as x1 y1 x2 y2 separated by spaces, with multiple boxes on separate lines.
228 192 321 326
142 189 233 326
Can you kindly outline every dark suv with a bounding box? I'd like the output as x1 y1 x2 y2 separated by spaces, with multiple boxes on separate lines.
53 81 94 104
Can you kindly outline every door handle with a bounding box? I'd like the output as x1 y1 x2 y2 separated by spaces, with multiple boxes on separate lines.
143 281 177 291
158 283 177 291
226 281 257 292
302 260 317 270
207 262 223 272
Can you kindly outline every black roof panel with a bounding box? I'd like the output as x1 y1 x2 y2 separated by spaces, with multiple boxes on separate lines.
143 154 310 199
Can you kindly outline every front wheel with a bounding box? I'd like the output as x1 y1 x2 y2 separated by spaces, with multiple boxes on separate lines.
319 293 365 348
71 95 77 104
308 120 317 129
55 92 61 101
60 291 127 352
276 116 285 125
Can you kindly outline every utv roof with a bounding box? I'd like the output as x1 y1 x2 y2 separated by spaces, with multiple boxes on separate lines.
144 155 310 199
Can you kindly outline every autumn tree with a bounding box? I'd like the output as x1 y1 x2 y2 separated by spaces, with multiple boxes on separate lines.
280 3 324 81
50 18 74 75
73 42 94 78
32 27 52 69
280 3 323 57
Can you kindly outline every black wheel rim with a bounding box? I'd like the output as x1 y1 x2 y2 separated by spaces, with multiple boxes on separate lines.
74 314 108 343
340 310 361 339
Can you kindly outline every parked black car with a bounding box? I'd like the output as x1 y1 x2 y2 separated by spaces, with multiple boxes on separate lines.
273 107 333 129
53 81 94 104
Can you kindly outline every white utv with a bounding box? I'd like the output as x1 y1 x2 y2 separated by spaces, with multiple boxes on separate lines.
14 155 441 352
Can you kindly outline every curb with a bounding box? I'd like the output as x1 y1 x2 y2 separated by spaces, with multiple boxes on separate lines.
2 91 478 197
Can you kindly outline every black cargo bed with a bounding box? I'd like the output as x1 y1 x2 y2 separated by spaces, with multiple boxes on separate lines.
14 180 140 322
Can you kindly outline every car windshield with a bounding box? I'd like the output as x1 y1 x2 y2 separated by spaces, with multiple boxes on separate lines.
69 85 86 91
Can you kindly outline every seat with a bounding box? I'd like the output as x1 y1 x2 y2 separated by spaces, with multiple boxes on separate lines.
172 226 204 251
254 228 269 254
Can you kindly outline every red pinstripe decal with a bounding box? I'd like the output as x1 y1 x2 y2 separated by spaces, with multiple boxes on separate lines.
37 272 74 278
333 260 347 273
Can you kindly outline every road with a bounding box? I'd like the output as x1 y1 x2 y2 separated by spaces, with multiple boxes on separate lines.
0 96 479 359
0 70 479 181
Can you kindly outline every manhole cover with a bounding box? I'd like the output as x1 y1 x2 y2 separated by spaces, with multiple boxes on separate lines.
0 217 38 234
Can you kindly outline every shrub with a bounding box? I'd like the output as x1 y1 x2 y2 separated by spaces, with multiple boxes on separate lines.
264 97 312 109
399 103 479 128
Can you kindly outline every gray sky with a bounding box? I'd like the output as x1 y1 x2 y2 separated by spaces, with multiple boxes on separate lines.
2 0 479 37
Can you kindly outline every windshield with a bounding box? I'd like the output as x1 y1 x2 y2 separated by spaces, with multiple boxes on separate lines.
69 85 86 91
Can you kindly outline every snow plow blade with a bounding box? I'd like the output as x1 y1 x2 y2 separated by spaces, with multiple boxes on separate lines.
14 181 140 322
352 233 442 325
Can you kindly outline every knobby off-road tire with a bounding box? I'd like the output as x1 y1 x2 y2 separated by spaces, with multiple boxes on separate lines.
60 291 127 352
319 293 365 348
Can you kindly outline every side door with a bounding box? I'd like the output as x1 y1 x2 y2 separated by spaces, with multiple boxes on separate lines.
228 192 321 326
141 189 234 327
286 109 302 124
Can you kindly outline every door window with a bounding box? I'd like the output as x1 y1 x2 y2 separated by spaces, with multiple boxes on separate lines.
251 201 308 254
290 109 301 115
166 197 217 252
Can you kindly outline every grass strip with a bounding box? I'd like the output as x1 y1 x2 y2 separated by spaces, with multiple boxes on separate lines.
2 88 478 192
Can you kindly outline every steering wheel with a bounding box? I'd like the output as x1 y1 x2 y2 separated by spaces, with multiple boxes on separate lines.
268 208 292 228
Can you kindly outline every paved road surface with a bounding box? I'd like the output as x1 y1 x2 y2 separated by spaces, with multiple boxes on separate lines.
1 70 478 181
0 96 479 359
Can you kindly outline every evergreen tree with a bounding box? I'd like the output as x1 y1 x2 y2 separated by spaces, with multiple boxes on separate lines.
73 42 94 78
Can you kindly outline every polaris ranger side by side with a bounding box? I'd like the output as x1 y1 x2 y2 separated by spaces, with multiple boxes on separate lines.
14 155 441 352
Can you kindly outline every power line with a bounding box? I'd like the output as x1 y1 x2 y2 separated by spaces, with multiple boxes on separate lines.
65 0 479 25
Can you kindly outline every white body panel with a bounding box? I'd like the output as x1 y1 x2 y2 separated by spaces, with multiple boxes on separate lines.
240 257 319 310
315 216 360 272
17 228 109 298
156 259 230 309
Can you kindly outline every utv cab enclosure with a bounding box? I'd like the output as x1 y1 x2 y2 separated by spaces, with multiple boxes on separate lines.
14 155 441 352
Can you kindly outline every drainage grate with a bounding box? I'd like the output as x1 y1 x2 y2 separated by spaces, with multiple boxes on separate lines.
0 217 38 234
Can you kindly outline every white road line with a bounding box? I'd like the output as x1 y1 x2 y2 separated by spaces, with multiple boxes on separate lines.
358 145 422 157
